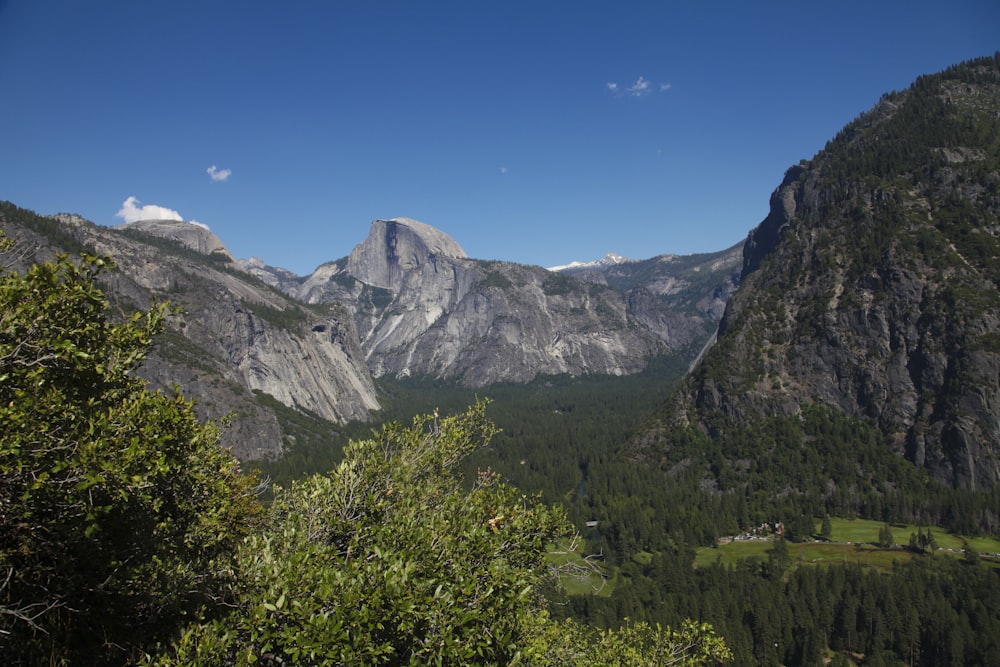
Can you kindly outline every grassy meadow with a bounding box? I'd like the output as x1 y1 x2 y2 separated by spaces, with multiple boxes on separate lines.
552 517 1000 598
693 517 1000 571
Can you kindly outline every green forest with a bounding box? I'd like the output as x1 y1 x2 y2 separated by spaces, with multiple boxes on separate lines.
261 360 1000 667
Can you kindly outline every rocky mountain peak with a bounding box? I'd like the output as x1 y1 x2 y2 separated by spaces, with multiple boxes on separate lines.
118 219 234 260
741 163 808 276
346 218 467 290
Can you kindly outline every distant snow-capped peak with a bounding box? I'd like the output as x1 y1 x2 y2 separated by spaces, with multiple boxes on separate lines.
548 252 634 273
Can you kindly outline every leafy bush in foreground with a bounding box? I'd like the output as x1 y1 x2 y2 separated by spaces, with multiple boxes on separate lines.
0 238 261 664
150 401 730 666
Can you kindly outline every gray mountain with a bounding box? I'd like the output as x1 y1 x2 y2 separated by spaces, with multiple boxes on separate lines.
643 55 1000 489
118 218 233 258
3 204 741 458
0 206 379 460
553 247 742 323
288 218 742 387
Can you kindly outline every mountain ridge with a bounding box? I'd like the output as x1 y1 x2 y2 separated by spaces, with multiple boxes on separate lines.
0 202 380 460
2 201 741 456
284 218 740 386
637 54 1000 490
548 252 635 273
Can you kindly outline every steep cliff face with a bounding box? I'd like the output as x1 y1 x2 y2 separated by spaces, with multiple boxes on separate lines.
576 246 743 325
294 219 740 387
659 56 1000 489
346 217 468 290
0 208 379 460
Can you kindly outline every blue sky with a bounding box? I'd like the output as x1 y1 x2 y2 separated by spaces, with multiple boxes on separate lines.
1 1 997 274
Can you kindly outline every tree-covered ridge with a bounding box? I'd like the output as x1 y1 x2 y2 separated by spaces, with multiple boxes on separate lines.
805 53 1000 290
0 199 94 258
820 53 1000 200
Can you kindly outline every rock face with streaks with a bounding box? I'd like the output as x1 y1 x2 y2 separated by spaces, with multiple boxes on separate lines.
0 209 379 460
2 204 740 457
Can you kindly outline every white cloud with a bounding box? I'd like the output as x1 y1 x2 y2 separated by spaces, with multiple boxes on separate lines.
627 76 651 96
500 166 508 174
116 196 184 224
608 77 671 98
188 219 211 230
207 165 232 182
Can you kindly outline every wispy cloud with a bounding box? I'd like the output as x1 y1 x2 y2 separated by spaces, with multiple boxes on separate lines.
116 196 183 224
627 76 651 96
207 165 232 182
606 76 671 98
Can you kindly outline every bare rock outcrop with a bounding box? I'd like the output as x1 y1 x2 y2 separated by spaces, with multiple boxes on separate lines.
118 219 234 259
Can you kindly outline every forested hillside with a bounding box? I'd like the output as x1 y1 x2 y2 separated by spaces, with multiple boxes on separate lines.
588 56 1000 548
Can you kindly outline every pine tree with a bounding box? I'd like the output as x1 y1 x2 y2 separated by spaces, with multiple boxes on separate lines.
877 523 894 548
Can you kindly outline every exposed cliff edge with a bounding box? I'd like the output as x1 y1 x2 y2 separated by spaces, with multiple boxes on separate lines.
647 56 1000 489
346 217 468 290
